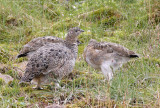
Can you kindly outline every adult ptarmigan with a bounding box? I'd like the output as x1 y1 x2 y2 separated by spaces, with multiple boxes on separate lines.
83 39 139 81
19 27 84 89
17 36 81 59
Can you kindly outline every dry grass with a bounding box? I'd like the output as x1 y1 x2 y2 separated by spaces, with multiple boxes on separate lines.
0 0 159 107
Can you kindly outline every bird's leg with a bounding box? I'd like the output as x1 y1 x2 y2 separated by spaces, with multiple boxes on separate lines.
37 78 43 90
33 78 43 90
101 64 113 82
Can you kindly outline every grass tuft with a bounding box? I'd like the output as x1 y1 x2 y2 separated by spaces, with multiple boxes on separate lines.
0 0 159 107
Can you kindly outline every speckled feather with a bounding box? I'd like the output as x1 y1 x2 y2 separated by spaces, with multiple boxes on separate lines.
17 36 64 58
22 43 75 82
20 27 84 88
17 36 81 59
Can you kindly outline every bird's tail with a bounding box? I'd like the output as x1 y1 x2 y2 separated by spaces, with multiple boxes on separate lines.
129 54 139 58
16 53 28 58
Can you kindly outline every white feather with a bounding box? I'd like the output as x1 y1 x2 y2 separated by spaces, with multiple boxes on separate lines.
101 61 114 81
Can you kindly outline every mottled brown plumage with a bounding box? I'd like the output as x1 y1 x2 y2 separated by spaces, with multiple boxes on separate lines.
17 36 81 59
83 39 139 81
20 27 84 89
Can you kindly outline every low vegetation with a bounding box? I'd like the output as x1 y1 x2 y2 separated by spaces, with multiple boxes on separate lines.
0 0 159 107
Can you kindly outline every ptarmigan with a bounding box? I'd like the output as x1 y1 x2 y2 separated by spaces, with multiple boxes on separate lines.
17 36 81 59
83 39 139 81
19 27 84 89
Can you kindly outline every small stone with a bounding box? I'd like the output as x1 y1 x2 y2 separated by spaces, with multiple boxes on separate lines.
0 73 13 84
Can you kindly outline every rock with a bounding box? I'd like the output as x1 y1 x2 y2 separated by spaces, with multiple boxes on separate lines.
0 64 8 73
13 61 28 72
0 47 10 63
0 73 13 83
13 61 28 79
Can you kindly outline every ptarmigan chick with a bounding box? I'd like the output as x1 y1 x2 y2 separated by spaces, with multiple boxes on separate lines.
19 27 84 89
83 39 139 81
17 36 81 59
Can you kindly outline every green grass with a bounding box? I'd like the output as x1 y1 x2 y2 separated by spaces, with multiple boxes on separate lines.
0 0 160 107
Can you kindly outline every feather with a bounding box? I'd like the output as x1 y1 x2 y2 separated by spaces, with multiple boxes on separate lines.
83 39 139 81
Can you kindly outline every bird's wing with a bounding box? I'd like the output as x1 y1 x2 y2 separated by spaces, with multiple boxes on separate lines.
17 36 64 58
93 42 138 57
91 42 113 53
107 42 138 57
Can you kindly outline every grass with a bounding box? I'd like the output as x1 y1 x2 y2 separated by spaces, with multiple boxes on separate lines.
0 0 160 107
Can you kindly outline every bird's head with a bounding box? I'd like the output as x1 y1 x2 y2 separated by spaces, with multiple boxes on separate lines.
65 27 84 43
68 27 84 37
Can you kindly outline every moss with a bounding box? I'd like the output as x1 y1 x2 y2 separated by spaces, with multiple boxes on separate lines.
43 3 61 21
125 31 150 44
52 18 80 31
0 48 10 63
143 57 160 65
0 4 28 43
5 14 23 27
73 76 87 87
99 16 120 28
80 7 122 28
15 57 26 63
19 82 30 89
1 86 20 97
84 7 115 21
0 0 159 107
5 70 14 77
24 86 33 93
136 15 149 29
0 78 5 85
18 97 25 101
78 45 85 54
8 80 18 87
114 0 136 4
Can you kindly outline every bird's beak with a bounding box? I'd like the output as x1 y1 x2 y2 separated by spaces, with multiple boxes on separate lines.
80 29 84 32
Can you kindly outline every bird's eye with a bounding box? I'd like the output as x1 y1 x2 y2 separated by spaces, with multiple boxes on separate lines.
75 30 78 32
